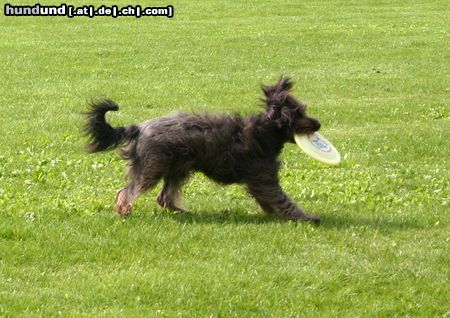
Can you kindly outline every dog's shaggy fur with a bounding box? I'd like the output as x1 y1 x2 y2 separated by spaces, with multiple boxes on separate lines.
84 76 322 223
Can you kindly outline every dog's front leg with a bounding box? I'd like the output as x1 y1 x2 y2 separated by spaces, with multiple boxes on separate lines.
247 183 320 224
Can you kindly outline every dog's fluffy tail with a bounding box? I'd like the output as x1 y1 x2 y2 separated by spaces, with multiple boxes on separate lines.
84 99 140 153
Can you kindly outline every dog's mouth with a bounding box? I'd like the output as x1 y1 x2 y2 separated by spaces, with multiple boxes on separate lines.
294 124 321 135
295 118 321 135
300 127 319 134
289 120 321 143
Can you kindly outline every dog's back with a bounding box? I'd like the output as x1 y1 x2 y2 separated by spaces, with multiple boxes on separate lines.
136 112 247 184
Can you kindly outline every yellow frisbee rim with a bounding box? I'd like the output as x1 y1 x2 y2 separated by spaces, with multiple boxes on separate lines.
294 132 341 166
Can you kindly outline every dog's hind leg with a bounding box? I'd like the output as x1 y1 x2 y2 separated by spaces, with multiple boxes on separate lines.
157 173 189 213
247 182 320 224
115 173 161 217
115 185 137 217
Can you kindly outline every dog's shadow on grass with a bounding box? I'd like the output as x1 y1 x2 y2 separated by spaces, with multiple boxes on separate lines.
160 210 430 231
319 214 430 231
158 209 284 225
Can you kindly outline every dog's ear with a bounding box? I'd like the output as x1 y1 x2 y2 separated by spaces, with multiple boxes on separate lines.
261 76 294 99
261 76 294 107
277 76 294 92
261 76 295 127
262 85 275 99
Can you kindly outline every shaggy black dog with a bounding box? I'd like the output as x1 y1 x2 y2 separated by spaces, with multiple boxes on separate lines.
84 76 322 223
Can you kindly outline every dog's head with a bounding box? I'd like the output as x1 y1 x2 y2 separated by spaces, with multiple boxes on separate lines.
261 76 321 141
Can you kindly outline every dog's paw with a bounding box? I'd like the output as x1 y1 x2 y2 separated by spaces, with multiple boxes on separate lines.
165 204 189 214
172 207 189 214
307 215 321 225
116 204 133 217
289 212 320 224
300 212 320 224
157 190 188 213
115 188 133 217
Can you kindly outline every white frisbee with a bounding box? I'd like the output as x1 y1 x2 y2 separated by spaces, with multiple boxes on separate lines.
294 132 341 166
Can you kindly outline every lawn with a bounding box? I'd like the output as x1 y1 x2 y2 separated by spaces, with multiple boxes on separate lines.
0 0 449 316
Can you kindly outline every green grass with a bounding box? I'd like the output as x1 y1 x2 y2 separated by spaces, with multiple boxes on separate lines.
1 0 449 316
